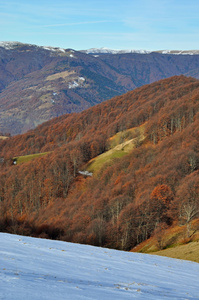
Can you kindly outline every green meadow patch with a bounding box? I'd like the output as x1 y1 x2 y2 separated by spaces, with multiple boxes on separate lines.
13 152 50 165
86 149 127 173
86 125 145 173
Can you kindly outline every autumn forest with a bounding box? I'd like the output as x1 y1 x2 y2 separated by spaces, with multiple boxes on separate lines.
0 75 199 250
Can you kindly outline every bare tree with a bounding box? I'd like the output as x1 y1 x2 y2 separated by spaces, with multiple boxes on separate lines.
177 172 199 238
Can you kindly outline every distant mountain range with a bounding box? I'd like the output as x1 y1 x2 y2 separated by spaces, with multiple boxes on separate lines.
81 47 199 55
1 41 199 135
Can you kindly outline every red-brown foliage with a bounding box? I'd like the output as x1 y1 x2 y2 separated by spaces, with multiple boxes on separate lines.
0 75 199 250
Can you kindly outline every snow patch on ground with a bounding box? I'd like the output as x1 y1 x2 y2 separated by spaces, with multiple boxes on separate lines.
78 77 85 81
78 170 93 176
41 46 66 53
0 233 199 300
68 77 85 89
68 81 79 89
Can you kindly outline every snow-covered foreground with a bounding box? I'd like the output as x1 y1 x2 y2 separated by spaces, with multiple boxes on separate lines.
1 233 199 300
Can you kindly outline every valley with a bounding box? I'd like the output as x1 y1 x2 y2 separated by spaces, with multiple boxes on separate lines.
1 42 199 135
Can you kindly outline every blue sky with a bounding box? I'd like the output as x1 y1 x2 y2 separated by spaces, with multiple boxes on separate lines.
0 0 199 50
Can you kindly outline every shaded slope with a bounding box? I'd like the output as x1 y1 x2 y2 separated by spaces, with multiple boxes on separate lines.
1 42 199 134
0 43 135 135
99 52 199 87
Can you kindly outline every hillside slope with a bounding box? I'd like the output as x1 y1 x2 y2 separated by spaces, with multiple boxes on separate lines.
152 241 199 263
1 233 199 300
1 42 199 134
0 42 133 135
0 76 198 252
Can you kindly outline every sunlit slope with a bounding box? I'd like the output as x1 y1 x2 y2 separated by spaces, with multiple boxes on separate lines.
86 125 145 173
132 219 199 263
152 241 199 263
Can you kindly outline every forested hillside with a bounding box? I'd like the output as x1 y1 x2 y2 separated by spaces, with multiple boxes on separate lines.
0 75 199 250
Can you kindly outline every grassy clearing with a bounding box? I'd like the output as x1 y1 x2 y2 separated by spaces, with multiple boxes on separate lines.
46 70 75 81
39 93 52 102
0 136 8 140
109 124 145 149
14 152 50 165
86 125 145 173
86 149 126 173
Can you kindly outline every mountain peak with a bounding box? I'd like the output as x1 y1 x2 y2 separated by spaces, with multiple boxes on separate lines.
0 41 71 54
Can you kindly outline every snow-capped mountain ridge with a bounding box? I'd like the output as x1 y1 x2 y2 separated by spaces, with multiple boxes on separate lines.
158 49 199 55
82 47 199 55
0 41 67 53
81 47 151 54
1 42 199 55
0 41 24 49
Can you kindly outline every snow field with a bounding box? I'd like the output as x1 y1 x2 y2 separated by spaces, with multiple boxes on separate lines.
0 233 199 300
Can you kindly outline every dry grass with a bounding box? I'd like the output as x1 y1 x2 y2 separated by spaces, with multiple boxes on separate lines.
152 241 199 263
0 136 8 140
46 70 75 81
86 149 126 173
86 125 145 173
109 124 145 148
132 219 199 263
